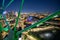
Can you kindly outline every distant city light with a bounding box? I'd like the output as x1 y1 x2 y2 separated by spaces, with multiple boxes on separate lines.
40 33 53 38
44 33 52 37
3 11 7 14
15 12 18 17
19 38 21 40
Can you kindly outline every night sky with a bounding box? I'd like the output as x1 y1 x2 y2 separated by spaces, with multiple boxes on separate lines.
0 0 60 13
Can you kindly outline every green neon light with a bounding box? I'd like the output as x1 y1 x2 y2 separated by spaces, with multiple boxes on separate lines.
0 22 3 32
3 0 14 31
2 0 5 7
16 11 60 36
4 0 14 10
14 0 24 40
0 14 2 19
14 0 24 30
0 23 3 40
3 27 9 32
3 15 10 30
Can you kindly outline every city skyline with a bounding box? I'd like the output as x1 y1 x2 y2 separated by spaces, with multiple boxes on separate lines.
0 0 60 13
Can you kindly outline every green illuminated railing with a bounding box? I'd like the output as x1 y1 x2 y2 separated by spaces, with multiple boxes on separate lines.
0 22 3 32
4 0 14 10
14 0 24 40
2 0 14 32
0 0 24 40
2 0 5 8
